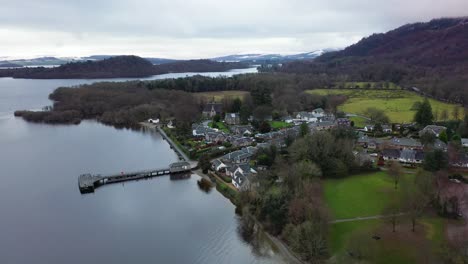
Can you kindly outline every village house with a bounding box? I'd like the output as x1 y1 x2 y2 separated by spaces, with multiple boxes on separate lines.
399 149 424 164
462 138 468 147
230 125 254 136
432 139 448 151
192 124 215 137
312 108 325 117
229 136 255 147
205 132 228 144
147 118 160 124
167 120 175 129
386 137 423 150
336 118 351 127
211 159 228 172
364 125 374 132
222 149 253 164
232 170 251 190
381 125 393 134
283 116 294 124
381 148 424 164
231 163 257 190
382 148 401 161
419 125 447 137
295 112 318 123
314 121 336 130
450 153 468 168
202 103 223 118
224 113 240 125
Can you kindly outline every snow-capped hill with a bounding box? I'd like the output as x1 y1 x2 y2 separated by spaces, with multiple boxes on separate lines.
213 50 332 63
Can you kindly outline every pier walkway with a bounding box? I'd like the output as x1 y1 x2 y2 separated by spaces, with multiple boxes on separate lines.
79 162 191 193
78 123 198 194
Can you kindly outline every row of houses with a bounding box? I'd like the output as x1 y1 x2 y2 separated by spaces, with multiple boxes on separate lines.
381 148 425 165
255 126 301 148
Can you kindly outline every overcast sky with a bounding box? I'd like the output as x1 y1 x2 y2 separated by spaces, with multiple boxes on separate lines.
1 0 467 59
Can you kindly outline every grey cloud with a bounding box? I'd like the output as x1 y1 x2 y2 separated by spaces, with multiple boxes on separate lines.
0 0 467 58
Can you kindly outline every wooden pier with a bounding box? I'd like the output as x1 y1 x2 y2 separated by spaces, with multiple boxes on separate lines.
78 123 198 194
79 162 191 193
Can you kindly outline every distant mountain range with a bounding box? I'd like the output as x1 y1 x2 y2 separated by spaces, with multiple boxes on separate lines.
0 50 335 68
0 55 179 68
0 56 250 79
212 50 335 63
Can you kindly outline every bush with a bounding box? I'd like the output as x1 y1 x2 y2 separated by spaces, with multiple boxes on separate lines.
216 180 239 205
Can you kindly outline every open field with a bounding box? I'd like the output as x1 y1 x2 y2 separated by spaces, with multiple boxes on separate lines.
349 116 368 128
325 171 447 263
208 121 229 132
270 121 293 129
195 90 249 102
329 217 445 263
307 89 463 123
324 171 414 219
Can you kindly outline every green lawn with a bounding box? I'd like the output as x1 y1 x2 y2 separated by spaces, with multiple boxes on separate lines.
307 89 462 123
195 90 249 102
324 171 414 219
329 219 380 254
329 217 445 263
329 219 419 263
325 171 448 263
208 121 229 133
349 116 368 128
270 121 293 129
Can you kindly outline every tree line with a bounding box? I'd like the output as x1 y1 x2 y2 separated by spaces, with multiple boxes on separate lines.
0 56 249 79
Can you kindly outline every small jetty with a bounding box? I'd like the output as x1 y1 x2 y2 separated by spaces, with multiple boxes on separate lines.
79 162 191 193
78 123 198 194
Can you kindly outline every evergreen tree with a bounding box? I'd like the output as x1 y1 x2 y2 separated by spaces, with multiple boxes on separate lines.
231 98 242 113
414 98 434 127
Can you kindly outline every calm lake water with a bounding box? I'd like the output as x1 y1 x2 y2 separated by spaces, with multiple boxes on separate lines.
0 68 289 264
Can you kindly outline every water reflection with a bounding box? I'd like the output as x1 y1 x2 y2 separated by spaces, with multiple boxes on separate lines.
236 209 281 260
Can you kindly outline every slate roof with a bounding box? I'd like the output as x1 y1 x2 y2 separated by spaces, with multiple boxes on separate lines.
388 137 422 148
203 103 223 113
420 125 447 136
382 149 401 159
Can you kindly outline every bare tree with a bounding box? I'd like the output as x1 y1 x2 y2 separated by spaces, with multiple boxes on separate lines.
453 107 460 121
383 200 401 232
441 109 449 121
388 161 403 189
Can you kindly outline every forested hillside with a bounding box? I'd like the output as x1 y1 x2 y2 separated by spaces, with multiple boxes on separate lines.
0 56 249 79
279 18 468 104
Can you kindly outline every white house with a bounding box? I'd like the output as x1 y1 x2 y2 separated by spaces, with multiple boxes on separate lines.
462 138 468 147
312 108 325 117
364 125 374 132
295 112 318 123
211 159 228 172
148 118 160 124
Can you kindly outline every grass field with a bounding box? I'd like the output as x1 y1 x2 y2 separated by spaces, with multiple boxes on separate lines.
324 171 414 219
349 116 368 128
208 121 229 132
195 90 249 102
329 217 445 263
325 171 446 263
307 89 462 123
270 121 293 129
